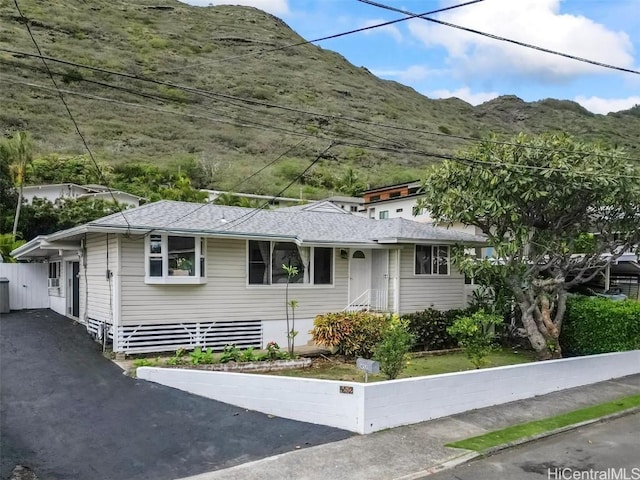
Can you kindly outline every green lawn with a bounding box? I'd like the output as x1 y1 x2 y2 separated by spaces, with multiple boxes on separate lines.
446 394 640 451
267 348 535 382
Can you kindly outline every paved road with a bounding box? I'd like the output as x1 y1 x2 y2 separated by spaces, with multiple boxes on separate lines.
426 412 640 480
0 310 352 480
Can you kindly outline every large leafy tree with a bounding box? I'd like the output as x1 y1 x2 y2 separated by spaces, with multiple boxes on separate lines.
417 133 640 360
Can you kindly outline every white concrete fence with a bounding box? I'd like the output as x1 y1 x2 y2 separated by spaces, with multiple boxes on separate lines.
138 350 640 434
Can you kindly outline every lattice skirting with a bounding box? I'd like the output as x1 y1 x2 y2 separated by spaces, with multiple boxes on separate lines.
115 320 263 354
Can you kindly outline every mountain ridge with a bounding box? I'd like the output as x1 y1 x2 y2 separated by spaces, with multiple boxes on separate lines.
1 0 638 196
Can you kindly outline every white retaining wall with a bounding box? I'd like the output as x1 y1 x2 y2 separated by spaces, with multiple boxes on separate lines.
138 350 640 434
138 368 364 431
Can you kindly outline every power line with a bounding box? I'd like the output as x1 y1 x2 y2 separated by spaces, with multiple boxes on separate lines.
359 0 640 76
147 142 335 237
156 0 486 74
4 74 638 180
217 142 336 232
4 49 637 165
226 138 307 193
12 0 131 230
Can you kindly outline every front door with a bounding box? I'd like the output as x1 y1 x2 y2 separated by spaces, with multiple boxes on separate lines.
349 249 371 307
67 261 80 318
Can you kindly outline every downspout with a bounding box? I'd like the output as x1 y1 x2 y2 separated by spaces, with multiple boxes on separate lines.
81 234 89 327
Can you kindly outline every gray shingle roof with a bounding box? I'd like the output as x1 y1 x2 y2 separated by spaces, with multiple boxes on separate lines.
89 200 486 245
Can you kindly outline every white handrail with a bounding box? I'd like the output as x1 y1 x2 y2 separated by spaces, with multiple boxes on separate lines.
344 289 388 312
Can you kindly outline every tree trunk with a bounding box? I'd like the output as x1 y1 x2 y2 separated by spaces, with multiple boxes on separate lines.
12 186 22 239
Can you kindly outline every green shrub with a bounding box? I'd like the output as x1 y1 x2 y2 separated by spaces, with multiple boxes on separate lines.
374 318 414 379
402 307 476 351
447 311 502 368
560 296 640 355
219 344 241 363
190 347 215 365
311 311 393 358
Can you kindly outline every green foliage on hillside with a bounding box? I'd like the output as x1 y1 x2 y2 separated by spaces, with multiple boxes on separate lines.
1 1 639 197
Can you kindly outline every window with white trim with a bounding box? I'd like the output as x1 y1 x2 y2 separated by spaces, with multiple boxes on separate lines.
48 261 61 288
248 240 333 285
415 245 449 275
145 234 206 283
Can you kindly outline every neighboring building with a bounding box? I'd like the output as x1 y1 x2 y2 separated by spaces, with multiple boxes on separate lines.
363 180 426 221
12 200 485 355
320 195 364 214
202 189 306 208
363 181 483 239
22 183 145 207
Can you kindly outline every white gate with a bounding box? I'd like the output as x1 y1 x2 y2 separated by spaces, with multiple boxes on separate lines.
0 263 49 310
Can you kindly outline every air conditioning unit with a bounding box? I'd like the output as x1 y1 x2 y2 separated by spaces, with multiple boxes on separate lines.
48 278 60 288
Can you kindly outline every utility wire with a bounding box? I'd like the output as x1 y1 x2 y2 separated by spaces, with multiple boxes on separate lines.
156 0 486 74
216 142 336 232
148 142 335 237
4 49 638 164
3 74 638 177
359 0 640 76
12 0 131 230
226 138 307 193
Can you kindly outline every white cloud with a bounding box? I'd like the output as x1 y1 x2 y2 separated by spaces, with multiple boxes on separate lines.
429 87 499 105
360 18 402 43
574 95 640 114
180 0 289 16
407 0 635 81
372 65 437 82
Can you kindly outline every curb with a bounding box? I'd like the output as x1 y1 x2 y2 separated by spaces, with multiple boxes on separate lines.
405 406 640 479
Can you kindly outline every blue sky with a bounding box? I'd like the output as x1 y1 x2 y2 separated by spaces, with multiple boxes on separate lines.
182 0 639 114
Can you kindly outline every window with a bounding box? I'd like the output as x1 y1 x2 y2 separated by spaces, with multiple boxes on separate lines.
379 210 389 219
390 191 401 198
350 205 358 212
145 235 206 283
396 208 403 213
248 240 333 285
415 245 449 275
368 208 375 219
48 261 61 288
370 195 380 201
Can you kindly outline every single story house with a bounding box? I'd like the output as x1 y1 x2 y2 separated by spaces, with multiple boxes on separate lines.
11 200 485 354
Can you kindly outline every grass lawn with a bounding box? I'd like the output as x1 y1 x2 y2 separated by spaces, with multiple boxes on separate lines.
446 394 640 451
266 348 535 382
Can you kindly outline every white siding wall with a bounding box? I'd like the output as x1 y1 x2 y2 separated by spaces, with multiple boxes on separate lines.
397 246 466 313
81 233 117 324
118 236 350 343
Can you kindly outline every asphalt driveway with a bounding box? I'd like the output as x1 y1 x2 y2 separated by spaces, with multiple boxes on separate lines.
0 310 352 480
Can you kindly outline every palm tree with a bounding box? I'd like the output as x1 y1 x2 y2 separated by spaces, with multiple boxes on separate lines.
0 132 34 239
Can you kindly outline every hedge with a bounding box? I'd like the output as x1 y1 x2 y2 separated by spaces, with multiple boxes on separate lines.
560 296 640 355
401 307 477 351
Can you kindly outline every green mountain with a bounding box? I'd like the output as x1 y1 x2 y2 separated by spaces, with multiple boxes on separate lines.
1 0 639 197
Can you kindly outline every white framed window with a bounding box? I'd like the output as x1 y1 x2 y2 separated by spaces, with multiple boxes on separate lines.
379 210 389 219
145 234 206 284
414 245 449 275
48 261 61 288
248 240 333 286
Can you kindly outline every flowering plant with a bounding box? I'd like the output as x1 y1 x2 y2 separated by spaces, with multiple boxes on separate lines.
266 341 280 360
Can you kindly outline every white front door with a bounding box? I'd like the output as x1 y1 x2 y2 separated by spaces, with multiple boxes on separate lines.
349 249 371 306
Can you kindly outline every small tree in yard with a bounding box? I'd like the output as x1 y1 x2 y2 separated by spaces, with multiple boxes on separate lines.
374 317 414 379
283 264 299 356
417 132 640 360
448 311 502 368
